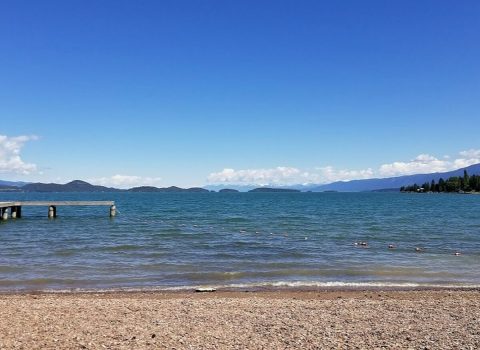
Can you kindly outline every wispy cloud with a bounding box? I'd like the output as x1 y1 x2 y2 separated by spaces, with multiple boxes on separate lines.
207 149 480 186
90 174 162 188
0 135 38 175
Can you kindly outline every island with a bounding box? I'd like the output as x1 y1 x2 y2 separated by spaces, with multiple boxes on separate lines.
248 188 301 193
219 189 240 193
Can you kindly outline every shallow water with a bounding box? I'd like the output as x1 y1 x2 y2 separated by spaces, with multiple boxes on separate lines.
1 192 479 291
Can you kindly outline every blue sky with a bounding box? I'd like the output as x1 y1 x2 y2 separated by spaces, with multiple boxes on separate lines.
1 1 479 187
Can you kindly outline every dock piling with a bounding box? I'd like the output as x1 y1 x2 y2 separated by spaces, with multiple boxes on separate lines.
10 206 19 219
48 205 57 219
110 205 116 217
1 208 8 220
0 201 114 220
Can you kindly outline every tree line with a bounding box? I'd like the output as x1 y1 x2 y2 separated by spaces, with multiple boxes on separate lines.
400 170 480 193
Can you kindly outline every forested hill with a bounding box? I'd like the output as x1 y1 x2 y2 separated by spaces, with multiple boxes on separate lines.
311 163 480 192
401 170 480 193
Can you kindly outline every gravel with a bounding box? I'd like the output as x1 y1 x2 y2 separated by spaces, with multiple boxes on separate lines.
0 290 479 349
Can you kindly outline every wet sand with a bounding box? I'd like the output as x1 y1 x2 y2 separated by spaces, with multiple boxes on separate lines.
0 289 479 349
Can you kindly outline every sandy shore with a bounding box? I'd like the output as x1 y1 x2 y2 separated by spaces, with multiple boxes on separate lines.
0 290 479 349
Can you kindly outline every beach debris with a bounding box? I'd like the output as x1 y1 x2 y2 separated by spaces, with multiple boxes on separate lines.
151 334 156 339
195 287 217 293
453 251 461 256
415 247 425 252
388 244 396 249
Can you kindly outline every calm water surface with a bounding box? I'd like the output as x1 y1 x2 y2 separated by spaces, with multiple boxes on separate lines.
1 192 479 291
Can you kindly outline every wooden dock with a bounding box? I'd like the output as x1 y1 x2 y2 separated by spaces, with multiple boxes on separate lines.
0 201 116 219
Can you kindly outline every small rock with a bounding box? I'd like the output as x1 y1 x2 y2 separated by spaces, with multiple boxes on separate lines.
195 287 216 293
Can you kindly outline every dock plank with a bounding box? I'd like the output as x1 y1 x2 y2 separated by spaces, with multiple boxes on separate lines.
0 201 114 207
18 201 114 206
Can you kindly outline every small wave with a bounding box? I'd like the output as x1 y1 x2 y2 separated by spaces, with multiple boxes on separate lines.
205 281 480 290
223 217 250 223
4 280 480 294
100 244 142 252
0 265 24 273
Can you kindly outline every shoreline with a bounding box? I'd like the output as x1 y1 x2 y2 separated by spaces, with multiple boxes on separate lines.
1 283 480 296
1 289 479 349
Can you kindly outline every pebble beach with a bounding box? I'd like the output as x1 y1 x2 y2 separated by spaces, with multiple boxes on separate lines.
1 289 479 349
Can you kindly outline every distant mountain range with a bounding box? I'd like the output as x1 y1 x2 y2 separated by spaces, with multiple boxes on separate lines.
309 163 480 192
0 180 30 187
1 163 479 193
0 180 213 193
21 180 121 192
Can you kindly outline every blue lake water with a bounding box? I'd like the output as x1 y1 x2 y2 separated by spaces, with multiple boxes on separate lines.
1 192 479 291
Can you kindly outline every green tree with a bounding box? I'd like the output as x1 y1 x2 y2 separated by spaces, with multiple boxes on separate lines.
422 182 430 192
438 178 445 192
463 170 470 191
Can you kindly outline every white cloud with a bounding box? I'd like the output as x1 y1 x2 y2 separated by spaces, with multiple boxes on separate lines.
0 135 38 174
378 154 450 177
90 174 162 188
207 167 310 186
379 150 480 177
315 166 375 183
207 149 480 186
207 166 375 186
454 149 480 169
